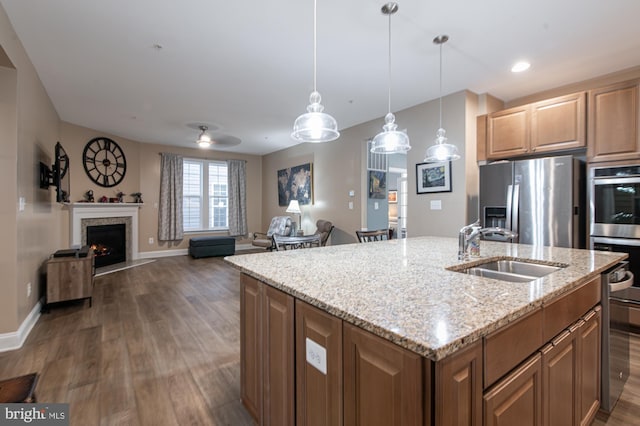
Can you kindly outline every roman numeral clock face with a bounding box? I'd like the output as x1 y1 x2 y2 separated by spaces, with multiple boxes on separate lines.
82 137 127 187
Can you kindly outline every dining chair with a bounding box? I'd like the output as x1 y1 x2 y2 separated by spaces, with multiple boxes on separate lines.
356 229 391 243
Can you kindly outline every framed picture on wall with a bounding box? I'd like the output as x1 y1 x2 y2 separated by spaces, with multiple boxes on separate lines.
368 170 386 199
388 190 397 203
416 162 452 194
277 163 313 206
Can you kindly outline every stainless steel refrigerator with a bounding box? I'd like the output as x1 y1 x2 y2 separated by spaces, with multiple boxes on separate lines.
479 155 586 248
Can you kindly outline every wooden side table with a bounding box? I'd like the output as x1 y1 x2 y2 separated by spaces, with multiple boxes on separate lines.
0 373 38 403
45 251 94 309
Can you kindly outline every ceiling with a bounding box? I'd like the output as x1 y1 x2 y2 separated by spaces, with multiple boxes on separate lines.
2 0 639 155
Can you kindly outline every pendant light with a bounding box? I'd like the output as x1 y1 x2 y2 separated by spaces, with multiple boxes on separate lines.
371 2 411 154
196 125 212 148
291 0 340 143
424 35 460 162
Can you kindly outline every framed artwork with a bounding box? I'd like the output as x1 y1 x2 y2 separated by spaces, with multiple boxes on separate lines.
278 163 313 206
388 190 397 203
416 161 452 194
368 170 386 199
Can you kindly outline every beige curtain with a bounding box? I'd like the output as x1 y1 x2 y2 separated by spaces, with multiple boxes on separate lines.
227 159 247 237
158 153 184 241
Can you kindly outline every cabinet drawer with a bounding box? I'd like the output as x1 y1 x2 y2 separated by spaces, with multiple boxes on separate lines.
543 276 600 342
484 307 543 388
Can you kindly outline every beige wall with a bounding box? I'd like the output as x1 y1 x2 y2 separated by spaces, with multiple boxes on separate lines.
262 132 363 245
59 121 263 252
1 4 62 334
261 90 480 244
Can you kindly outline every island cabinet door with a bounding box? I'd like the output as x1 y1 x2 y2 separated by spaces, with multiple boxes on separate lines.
343 323 423 426
434 340 483 426
295 300 343 426
262 284 295 426
540 330 578 426
483 353 542 426
240 274 262 422
577 307 601 426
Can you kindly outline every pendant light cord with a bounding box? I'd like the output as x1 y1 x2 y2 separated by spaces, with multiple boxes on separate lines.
438 41 442 129
313 0 317 93
387 11 392 114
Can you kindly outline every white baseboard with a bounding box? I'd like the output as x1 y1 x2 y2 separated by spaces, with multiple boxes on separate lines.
0 300 41 353
138 248 188 258
138 244 256 259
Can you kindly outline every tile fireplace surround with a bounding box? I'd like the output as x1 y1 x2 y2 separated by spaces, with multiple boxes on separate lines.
67 203 141 261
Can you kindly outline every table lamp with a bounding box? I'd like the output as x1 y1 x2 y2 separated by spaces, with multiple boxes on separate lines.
286 200 302 235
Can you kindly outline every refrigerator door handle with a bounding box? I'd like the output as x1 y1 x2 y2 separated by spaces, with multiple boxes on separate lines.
506 185 513 231
512 184 520 241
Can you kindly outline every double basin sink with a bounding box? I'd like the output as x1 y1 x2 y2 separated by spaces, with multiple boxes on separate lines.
450 258 566 283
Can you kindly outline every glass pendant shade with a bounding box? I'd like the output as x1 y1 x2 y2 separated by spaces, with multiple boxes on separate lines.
424 127 460 161
424 35 460 162
292 91 340 143
371 113 411 153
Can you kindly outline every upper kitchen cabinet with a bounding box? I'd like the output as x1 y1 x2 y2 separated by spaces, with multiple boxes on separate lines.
588 80 640 163
531 92 586 154
485 92 586 160
487 105 530 159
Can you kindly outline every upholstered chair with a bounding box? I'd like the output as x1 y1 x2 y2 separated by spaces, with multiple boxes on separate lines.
313 219 334 246
252 216 293 250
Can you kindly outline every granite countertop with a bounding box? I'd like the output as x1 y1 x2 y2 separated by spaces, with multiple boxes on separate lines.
225 236 626 361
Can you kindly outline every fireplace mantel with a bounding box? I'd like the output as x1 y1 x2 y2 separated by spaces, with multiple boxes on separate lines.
67 203 141 260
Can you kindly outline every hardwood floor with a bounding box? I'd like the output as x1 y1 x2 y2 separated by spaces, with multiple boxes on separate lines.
0 255 255 425
1 254 639 425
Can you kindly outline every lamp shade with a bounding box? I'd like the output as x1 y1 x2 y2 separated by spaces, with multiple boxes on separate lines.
370 112 411 154
292 91 340 143
286 200 301 214
424 128 460 162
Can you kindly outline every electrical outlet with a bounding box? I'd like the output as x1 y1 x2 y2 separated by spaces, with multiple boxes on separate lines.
148 237 154 245
306 338 327 375
27 282 32 298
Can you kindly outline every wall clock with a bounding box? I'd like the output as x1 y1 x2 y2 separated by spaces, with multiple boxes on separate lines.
82 137 127 187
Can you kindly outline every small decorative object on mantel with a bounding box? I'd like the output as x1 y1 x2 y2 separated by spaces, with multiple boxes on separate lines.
85 190 94 203
131 192 143 203
98 195 108 203
116 191 125 203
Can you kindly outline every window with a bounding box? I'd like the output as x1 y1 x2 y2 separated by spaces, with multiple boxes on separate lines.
183 159 228 231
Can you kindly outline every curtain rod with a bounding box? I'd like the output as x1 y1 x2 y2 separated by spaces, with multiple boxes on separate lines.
158 152 247 163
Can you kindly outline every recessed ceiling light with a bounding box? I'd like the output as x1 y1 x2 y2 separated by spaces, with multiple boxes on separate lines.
511 61 531 73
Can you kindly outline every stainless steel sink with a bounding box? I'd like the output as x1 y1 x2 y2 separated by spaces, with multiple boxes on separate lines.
451 258 566 282
475 260 562 277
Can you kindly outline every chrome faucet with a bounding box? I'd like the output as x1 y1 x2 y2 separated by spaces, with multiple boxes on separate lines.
458 220 517 261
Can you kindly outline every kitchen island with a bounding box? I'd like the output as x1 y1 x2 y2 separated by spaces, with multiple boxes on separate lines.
225 236 626 425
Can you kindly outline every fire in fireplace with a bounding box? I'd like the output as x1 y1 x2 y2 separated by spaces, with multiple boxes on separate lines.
87 223 126 268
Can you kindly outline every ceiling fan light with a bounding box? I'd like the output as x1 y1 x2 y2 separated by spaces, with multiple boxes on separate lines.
292 91 340 143
196 125 212 148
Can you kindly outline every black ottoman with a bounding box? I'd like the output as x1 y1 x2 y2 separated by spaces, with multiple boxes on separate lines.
189 236 235 258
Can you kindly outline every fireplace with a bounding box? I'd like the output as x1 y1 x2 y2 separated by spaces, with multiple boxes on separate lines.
68 203 140 263
87 223 126 268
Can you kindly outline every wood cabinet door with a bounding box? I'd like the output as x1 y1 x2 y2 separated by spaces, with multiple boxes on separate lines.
487 105 530 159
435 340 482 426
262 285 295 426
588 80 640 162
540 331 578 426
296 300 343 426
240 274 262 422
477 114 488 163
343 323 423 426
531 92 586 153
483 353 542 426
578 307 601 426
